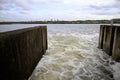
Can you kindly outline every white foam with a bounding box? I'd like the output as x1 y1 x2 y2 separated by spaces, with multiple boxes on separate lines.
110 63 120 80
29 24 120 80
29 33 116 80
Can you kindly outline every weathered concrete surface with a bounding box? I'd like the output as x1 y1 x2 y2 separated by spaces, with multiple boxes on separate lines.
98 25 120 61
98 25 105 49
102 25 115 56
112 27 120 61
0 26 47 80
41 26 48 53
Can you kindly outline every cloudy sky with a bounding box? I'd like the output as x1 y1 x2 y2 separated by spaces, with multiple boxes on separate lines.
0 0 120 21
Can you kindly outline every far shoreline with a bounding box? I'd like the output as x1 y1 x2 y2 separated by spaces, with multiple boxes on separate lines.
0 20 114 24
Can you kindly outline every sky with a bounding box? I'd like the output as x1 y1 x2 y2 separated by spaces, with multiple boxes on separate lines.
0 0 120 21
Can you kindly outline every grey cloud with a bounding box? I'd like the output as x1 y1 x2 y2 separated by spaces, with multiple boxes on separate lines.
0 6 4 10
0 0 63 11
0 0 12 10
0 0 31 10
89 0 120 10
0 3 15 10
89 5 120 10
0 0 12 3
14 0 31 10
89 5 109 10
12 0 61 10
88 0 120 15
19 11 29 14
114 0 120 8
90 8 120 15
94 11 120 15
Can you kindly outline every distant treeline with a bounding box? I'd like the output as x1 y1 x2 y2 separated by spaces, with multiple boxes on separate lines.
0 20 120 24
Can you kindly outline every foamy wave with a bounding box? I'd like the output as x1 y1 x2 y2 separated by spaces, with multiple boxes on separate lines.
29 33 115 80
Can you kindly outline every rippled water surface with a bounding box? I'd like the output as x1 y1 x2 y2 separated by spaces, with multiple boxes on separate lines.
28 24 120 80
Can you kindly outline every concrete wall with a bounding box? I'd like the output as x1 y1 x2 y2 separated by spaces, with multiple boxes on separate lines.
112 27 120 61
0 26 47 80
102 25 115 56
41 26 48 53
98 25 120 62
98 25 105 49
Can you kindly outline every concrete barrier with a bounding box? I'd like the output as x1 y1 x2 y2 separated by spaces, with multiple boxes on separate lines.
98 25 120 62
98 25 105 49
112 27 120 61
0 26 47 80
41 26 48 53
102 25 115 56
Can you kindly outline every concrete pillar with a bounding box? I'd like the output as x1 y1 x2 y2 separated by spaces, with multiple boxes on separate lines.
98 25 105 49
102 25 115 56
112 27 120 62
41 26 48 53
0 26 47 80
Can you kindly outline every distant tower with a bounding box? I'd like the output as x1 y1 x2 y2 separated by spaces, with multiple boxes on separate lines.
111 19 113 26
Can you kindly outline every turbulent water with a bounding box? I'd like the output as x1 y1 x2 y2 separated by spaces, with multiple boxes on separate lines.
23 24 119 80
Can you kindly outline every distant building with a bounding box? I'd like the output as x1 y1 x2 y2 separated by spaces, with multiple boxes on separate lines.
111 18 120 25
